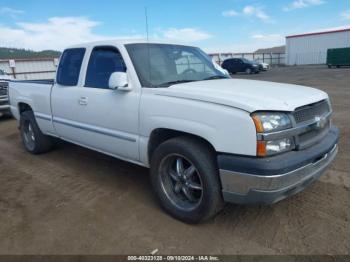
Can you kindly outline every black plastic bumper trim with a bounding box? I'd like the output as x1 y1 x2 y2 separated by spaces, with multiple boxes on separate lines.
217 126 339 176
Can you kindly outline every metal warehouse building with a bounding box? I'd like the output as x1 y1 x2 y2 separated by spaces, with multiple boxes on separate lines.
286 27 350 65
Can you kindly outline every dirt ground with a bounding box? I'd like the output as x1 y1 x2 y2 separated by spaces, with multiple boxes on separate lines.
0 65 349 255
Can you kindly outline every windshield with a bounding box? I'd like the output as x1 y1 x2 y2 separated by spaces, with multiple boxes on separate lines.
241 58 254 64
125 43 228 87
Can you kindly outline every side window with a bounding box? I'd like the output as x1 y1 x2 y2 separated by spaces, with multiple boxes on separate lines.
57 48 85 86
85 47 126 89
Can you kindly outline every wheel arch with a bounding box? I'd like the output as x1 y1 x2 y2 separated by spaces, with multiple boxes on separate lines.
148 128 217 164
18 102 33 114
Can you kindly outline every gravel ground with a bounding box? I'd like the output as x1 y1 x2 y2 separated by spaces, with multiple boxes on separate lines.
0 65 349 255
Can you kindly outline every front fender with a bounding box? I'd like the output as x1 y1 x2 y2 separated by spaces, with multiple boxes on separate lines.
139 91 257 165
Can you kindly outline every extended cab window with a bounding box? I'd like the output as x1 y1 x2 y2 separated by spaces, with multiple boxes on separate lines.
85 47 126 89
57 48 85 86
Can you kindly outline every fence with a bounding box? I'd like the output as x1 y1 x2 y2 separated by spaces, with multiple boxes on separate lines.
0 58 58 80
209 53 286 66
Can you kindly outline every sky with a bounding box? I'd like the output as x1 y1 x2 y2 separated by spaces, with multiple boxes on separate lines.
0 0 350 53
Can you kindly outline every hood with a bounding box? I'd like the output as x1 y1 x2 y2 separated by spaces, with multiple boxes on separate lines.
0 76 12 80
155 79 328 112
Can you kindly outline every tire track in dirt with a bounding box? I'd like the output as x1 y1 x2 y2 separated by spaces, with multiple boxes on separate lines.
0 136 142 209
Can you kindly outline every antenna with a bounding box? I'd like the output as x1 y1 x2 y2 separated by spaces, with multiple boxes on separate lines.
145 7 149 42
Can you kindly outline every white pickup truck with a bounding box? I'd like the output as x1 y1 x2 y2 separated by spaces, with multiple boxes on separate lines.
9 40 339 223
0 70 12 116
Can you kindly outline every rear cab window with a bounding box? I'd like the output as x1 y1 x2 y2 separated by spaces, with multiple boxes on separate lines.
57 48 86 86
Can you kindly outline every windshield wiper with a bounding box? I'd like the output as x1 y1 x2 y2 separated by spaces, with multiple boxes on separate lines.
202 75 229 81
157 79 196 87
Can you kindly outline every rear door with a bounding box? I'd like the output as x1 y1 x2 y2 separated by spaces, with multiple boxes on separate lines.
51 46 140 161
236 59 245 72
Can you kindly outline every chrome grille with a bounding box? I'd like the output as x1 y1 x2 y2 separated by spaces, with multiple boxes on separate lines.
293 100 331 149
0 81 9 96
293 100 330 124
298 120 331 148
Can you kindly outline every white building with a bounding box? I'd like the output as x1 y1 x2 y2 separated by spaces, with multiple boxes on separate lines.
286 27 350 65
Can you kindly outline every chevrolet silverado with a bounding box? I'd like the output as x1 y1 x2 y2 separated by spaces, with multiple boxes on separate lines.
9 40 339 223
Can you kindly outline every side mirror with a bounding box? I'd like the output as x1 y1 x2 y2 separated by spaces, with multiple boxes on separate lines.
108 72 131 91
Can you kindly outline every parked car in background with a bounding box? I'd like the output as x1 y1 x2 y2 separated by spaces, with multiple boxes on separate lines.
9 40 339 223
256 61 270 71
0 69 12 81
221 58 260 74
0 70 12 117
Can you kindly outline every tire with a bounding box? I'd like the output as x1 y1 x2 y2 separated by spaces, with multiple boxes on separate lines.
20 110 54 154
245 68 252 74
150 136 224 223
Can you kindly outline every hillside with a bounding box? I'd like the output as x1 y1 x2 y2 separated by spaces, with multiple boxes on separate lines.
0 47 61 59
255 45 285 54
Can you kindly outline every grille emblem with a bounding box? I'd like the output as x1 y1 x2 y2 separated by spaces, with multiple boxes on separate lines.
315 116 327 129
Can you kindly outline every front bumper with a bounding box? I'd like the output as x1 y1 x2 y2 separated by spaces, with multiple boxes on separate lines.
218 127 339 204
0 96 10 113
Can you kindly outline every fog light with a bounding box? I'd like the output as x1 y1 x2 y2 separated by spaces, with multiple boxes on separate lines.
266 138 294 155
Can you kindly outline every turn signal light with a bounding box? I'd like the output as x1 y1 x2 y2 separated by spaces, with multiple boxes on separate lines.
257 141 267 157
252 115 264 133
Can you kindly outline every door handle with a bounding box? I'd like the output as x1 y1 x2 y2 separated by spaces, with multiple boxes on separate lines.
78 97 88 106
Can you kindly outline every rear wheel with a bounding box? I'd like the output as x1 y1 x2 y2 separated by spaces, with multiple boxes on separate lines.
20 111 54 154
150 137 224 223
246 68 252 74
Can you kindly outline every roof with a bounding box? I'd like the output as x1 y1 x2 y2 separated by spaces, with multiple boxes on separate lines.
286 26 350 39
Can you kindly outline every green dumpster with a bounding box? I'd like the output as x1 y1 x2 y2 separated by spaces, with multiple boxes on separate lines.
327 47 350 68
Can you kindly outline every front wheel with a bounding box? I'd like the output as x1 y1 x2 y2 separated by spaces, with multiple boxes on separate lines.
150 137 224 223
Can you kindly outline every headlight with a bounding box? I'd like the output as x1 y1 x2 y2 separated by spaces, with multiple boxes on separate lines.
252 112 294 157
252 112 292 133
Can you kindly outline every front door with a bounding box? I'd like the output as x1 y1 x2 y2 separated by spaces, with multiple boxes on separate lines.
52 46 140 161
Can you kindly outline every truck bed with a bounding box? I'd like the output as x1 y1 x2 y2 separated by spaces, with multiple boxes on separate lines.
9 80 54 127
